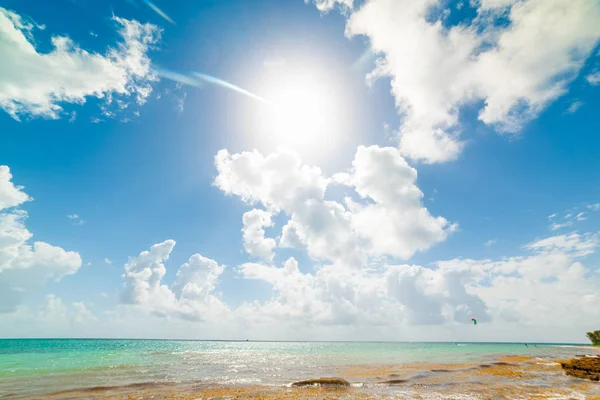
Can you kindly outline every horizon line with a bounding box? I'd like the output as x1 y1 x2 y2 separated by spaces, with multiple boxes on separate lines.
0 338 591 345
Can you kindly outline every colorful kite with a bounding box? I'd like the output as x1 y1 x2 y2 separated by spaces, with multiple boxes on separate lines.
471 318 477 325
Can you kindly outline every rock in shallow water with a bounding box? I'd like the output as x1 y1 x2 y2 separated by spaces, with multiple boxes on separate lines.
561 357 600 381
291 377 351 387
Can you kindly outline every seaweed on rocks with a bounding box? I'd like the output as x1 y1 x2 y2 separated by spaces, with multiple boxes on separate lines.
561 357 600 381
291 377 351 387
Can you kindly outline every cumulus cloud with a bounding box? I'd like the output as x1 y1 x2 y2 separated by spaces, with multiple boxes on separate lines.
386 263 490 325
236 227 599 334
0 166 82 313
242 209 276 262
335 0 600 162
462 233 600 327
0 166 31 209
339 145 457 259
216 146 454 266
236 248 490 328
238 258 397 327
121 240 229 321
0 7 161 120
214 145 599 334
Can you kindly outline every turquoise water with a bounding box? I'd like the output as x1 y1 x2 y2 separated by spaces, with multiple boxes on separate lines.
0 339 595 398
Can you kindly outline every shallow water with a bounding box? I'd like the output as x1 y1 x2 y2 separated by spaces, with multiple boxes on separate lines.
0 339 598 398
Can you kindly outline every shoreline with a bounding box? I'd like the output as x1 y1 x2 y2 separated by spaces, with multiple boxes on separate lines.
30 354 600 400
5 342 600 399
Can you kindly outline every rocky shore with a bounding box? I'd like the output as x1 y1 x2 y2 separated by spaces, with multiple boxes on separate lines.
561 355 600 381
37 355 600 399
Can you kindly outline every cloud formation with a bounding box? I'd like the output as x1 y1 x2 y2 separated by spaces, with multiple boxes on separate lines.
121 240 229 321
587 71 600 85
309 0 354 12
0 8 161 120
103 142 600 340
0 166 82 313
322 0 600 163
242 209 276 262
235 229 599 334
215 146 455 266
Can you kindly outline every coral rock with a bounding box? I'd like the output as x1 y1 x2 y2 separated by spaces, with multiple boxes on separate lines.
291 377 351 387
561 357 600 381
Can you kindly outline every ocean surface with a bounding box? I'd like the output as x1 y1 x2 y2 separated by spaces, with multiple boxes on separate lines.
0 339 597 398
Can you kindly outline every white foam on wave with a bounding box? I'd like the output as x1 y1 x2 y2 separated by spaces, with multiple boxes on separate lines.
390 390 481 399
545 392 586 400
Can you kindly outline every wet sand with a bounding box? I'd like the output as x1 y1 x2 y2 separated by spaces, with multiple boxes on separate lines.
35 355 600 400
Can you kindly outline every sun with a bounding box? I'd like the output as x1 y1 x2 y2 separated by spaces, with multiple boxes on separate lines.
251 69 346 158
267 76 334 142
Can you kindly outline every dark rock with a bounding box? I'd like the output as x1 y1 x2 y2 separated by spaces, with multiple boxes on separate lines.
560 357 600 381
379 379 410 384
291 377 351 387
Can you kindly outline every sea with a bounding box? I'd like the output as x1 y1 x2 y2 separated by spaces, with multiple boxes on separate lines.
0 339 598 399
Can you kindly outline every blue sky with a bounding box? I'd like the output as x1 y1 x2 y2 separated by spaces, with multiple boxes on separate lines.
0 0 599 342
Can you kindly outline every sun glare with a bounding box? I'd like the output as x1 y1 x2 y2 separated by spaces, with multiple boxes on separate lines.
250 68 346 158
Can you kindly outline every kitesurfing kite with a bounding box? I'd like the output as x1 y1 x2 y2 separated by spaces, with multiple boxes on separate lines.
471 318 477 325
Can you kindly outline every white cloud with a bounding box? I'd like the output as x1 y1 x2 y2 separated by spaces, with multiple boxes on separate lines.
238 231 600 329
565 100 584 114
550 221 573 231
386 262 490 325
217 152 600 337
121 240 229 321
0 167 82 313
242 209 276 262
463 234 600 328
548 205 594 231
0 295 99 337
341 146 456 259
524 232 598 257
238 258 397 327
67 213 85 225
216 146 454 266
337 0 600 162
307 0 353 13
0 8 161 120
587 70 600 85
588 203 600 211
478 0 519 9
104 258 112 265
0 166 31 209
72 301 98 324
484 239 496 246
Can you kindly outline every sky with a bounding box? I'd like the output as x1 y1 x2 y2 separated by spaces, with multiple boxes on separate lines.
0 0 599 343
